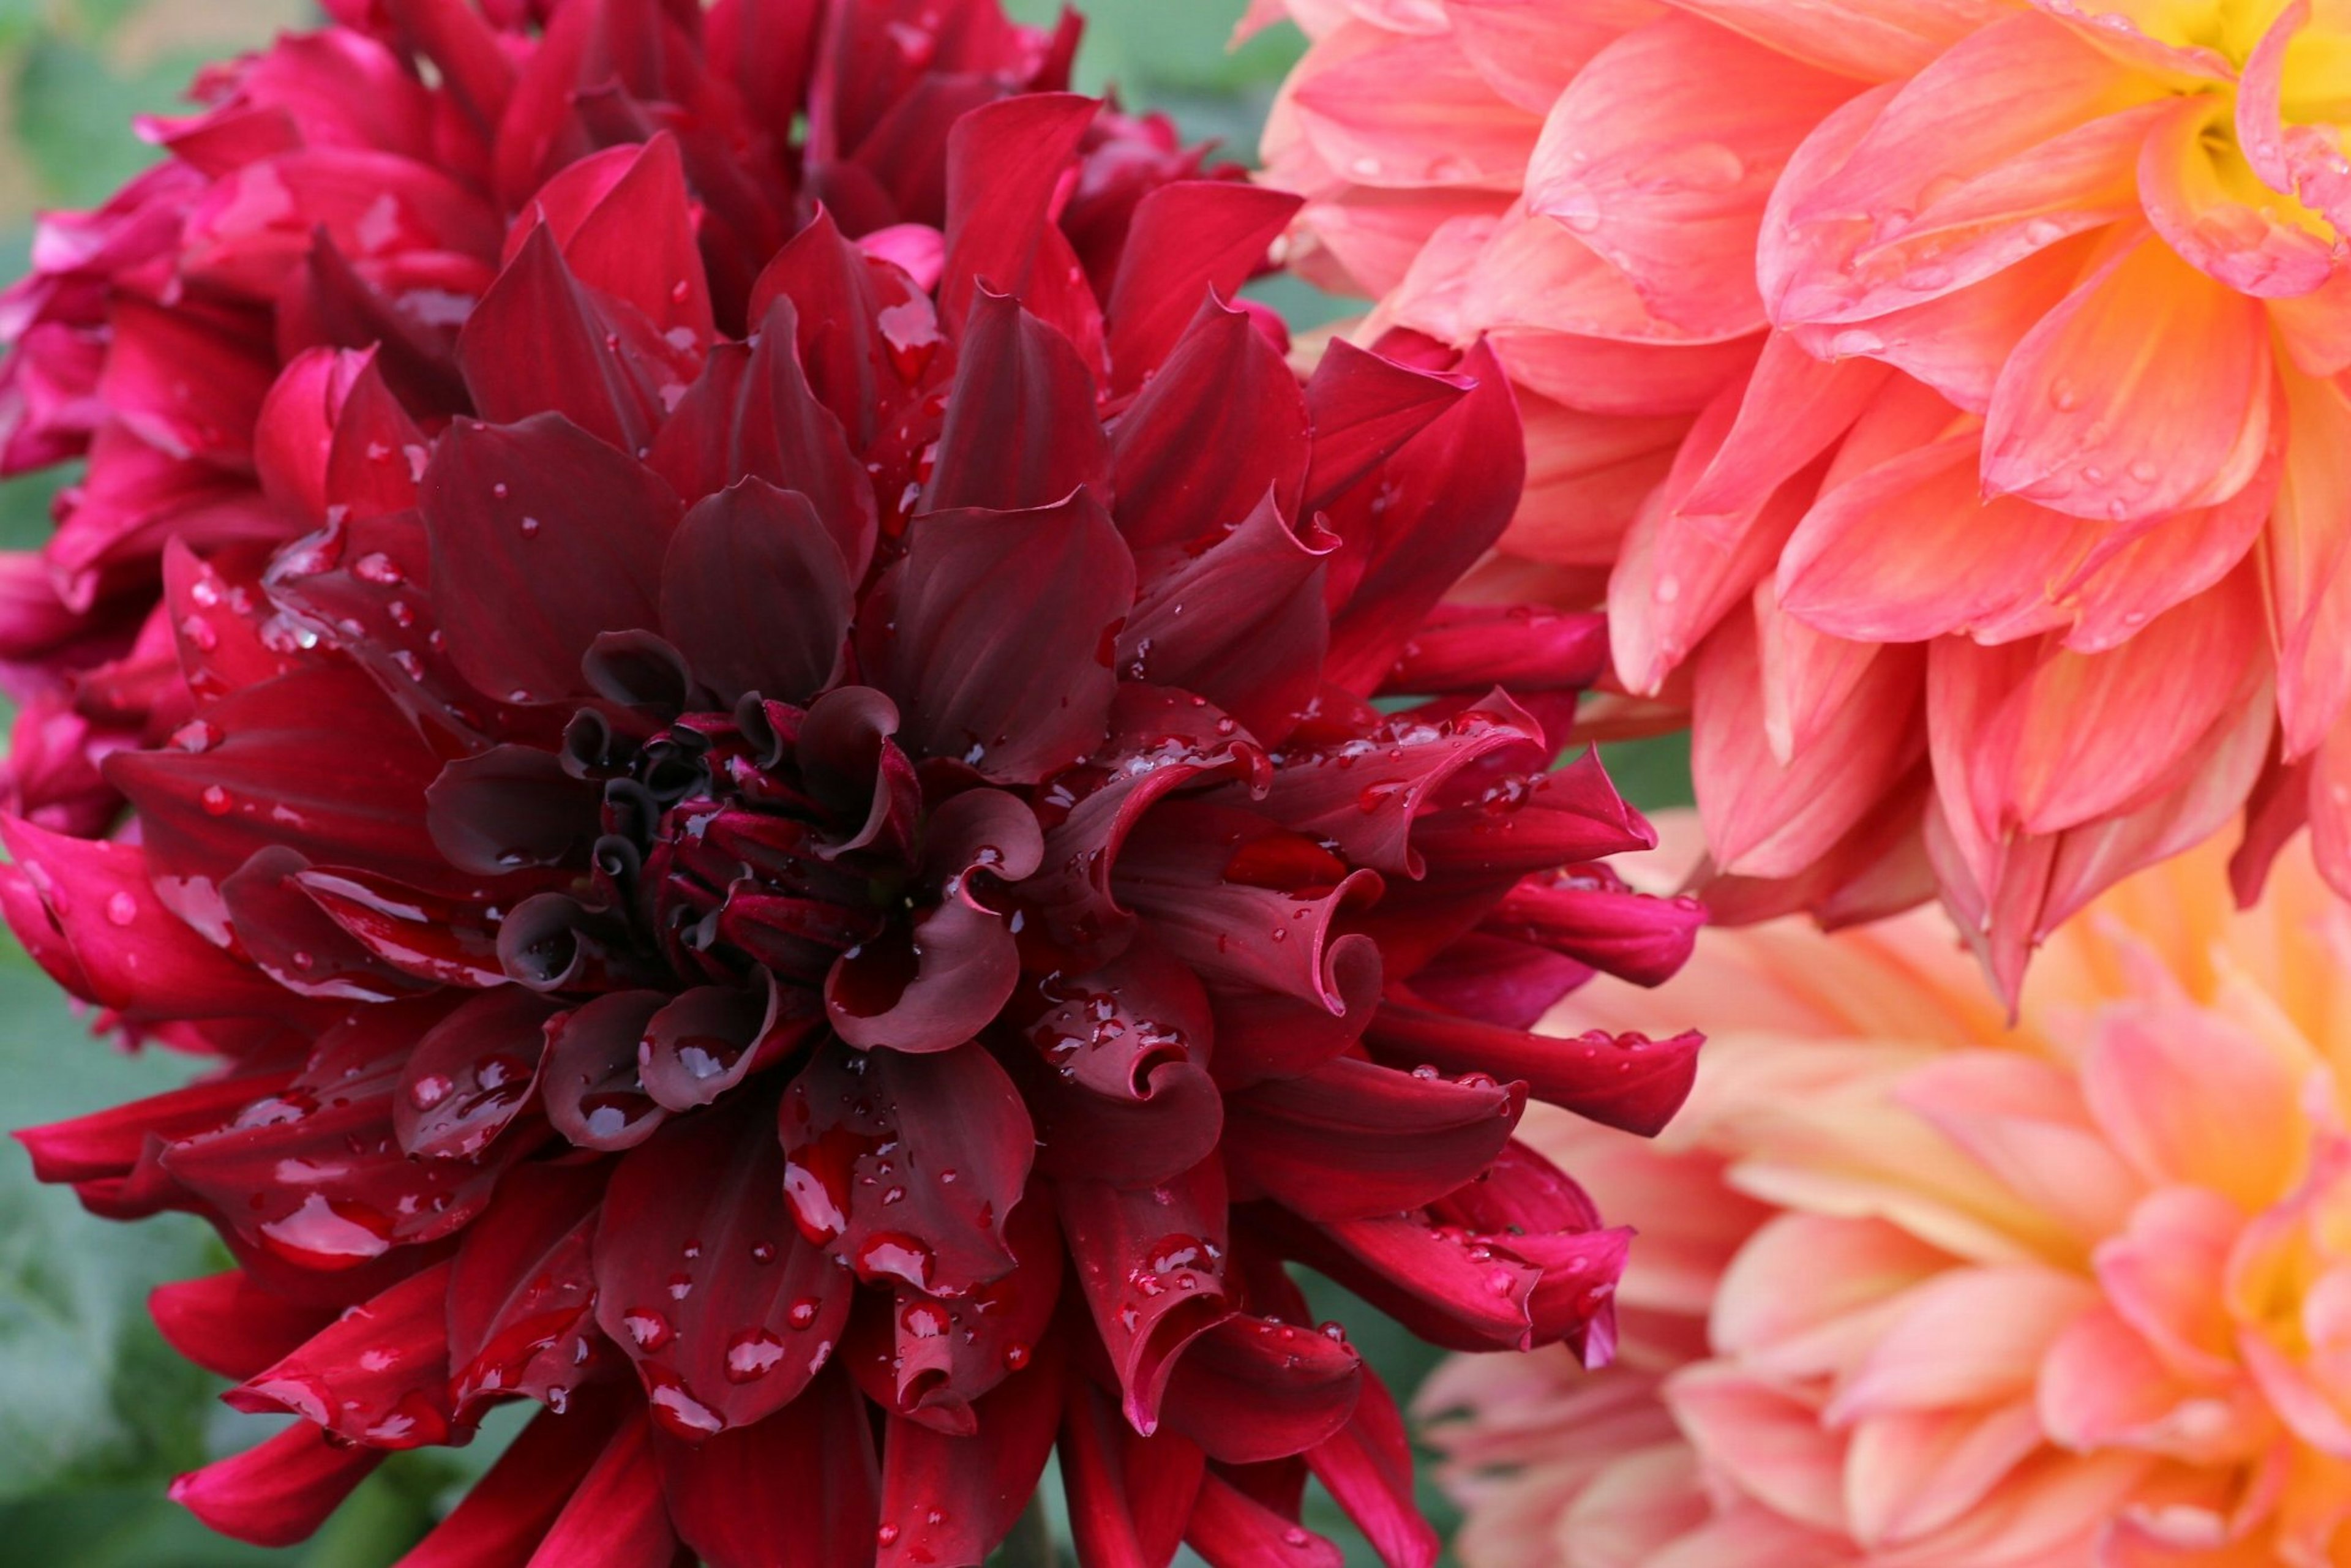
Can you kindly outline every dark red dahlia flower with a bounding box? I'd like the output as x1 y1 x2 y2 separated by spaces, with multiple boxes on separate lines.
0 0 1215 841
3 9 1706 1566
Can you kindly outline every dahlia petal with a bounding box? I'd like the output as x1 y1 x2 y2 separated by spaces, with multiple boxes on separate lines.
1060 1378 1209 1568
1668 0 2005 78
781 1040 1031 1296
220 846 437 1003
1058 1160 1234 1431
1226 1056 1523 1221
1104 182 1302 393
1843 1400 2045 1547
638 978 800 1115
1110 296 1310 553
1269 1208 1537 1352
596 1092 853 1438
659 478 852 704
2140 98 2336 299
877 1337 1066 1567
2267 369 2351 758
170 533 301 700
426 745 601 877
525 1409 681 1568
457 225 675 456
447 1161 606 1420
1365 1003 1700 1138
552 132 715 347
939 93 1105 361
1490 868 1708 988
2316 718 2351 901
419 413 683 707
254 347 365 517
294 866 512 991
1288 27 1542 193
170 1420 384 1549
1157 1314 1363 1468
1185 1469 1344 1568
1664 1364 1848 1531
394 987 558 1160
1982 235 2272 525
1380 602 1609 697
0 817 286 1018
1407 747 1659 880
922 289 1107 515
828 896 1021 1057
1322 340 1527 694
290 234 476 419
1297 337 1470 519
1892 1052 2142 1245
646 297 877 579
656 1365 879 1568
96 296 277 470
1825 1264 2096 1422
1204 939 1387 1089
2058 444 2279 655
796 685 923 863
227 1259 456 1449
151 1270 337 1382
1302 1366 1438 1568
15 1066 293 1188
1694 613 1928 879
860 492 1133 782
2037 1302 2249 1461
1526 15 1856 338
1443 0 1662 114
105 659 470 895
2078 1005 2304 1206
397 1392 631 1568
543 991 671 1152
747 209 932 452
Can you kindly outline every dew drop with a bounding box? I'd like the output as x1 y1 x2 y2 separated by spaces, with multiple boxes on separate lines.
103 891 138 927
200 785 234 816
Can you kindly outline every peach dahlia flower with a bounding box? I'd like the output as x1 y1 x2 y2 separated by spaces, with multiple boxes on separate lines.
1255 0 2351 999
1421 825 2351 1565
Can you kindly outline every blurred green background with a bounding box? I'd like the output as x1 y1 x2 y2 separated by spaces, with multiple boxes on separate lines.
0 4 1689 1564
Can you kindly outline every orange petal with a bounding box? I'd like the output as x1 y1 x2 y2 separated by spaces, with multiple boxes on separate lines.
1666 1362 1849 1531
1893 1051 2142 1245
2077 1004 2306 1205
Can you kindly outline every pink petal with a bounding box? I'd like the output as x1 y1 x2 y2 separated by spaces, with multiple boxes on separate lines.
1843 1400 2044 1547
1892 1051 2142 1245
1668 0 2007 79
1824 1264 2095 1422
2078 1004 2306 1205
1288 26 1542 192
2265 367 2351 759
1666 1363 1848 1531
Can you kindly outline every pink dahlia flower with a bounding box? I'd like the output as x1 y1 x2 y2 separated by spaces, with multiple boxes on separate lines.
0 0 1211 840
1425 824 2351 1564
1257 0 2351 998
1 10 1706 1559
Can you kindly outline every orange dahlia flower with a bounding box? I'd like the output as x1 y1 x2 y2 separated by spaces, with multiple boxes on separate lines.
1258 0 2351 998
1422 825 2351 1564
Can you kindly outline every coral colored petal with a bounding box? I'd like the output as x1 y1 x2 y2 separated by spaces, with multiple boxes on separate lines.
1289 26 1542 193
1665 1364 1848 1531
2078 1005 2306 1205
2267 369 2351 758
1824 1264 2095 1422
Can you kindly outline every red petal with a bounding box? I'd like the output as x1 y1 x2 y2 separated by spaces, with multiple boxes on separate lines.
940 93 1105 363
164 539 297 703
394 987 559 1160
638 977 803 1113
446 1161 606 1420
659 478 852 703
553 133 715 347
1109 296 1310 552
1185 1469 1344 1568
781 1039 1032 1295
1057 1158 1234 1433
1381 603 1610 697
420 413 682 706
1104 182 1302 393
594 1090 854 1438
15 1066 292 1186
227 1259 456 1449
1225 1056 1523 1221
747 209 935 452
150 1270 337 1381
922 288 1106 515
656 1364 880 1568
1160 1313 1362 1465
1304 1368 1439 1568
1406 748 1660 882
397 1390 632 1568
220 846 437 1003
527 1409 683 1567
295 866 512 990
1297 338 1469 519
1489 869 1706 987
1060 1378 1209 1568
860 492 1134 782
169 1420 383 1548
879 1334 1067 1567
1373 1000 1701 1138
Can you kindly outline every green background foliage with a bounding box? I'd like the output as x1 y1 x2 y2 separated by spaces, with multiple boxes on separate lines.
0 4 1693 1562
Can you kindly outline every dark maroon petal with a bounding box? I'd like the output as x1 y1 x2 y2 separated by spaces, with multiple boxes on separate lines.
292 234 473 419
637 977 804 1113
226 1260 456 1449
1160 1314 1361 1466
1297 338 1470 519
781 1039 1032 1296
528 1409 683 1567
746 209 936 451
879 1333 1065 1568
446 1161 606 1420
398 1390 633 1568
293 866 511 989
420 413 683 707
828 895 1019 1054
1367 1002 1701 1138
1305 1367 1440 1568
1115 802 1384 1012
427 743 602 876
922 288 1106 515
150 1270 338 1382
393 987 558 1160
1321 339 1524 695
1185 1469 1344 1568
1204 942 1385 1089
1259 1207 1536 1353
1400 932 1590 1033
594 1091 854 1439
1056 1158 1232 1433
656 1364 880 1568
939 93 1104 361
1381 603 1610 696
1109 296 1308 553
553 132 715 348
164 540 298 703
105 660 467 895
795 685 922 861
1122 492 1331 745
647 295 876 577
1103 182 1301 394
0 817 288 1019
168 1421 384 1549
220 846 435 1003
844 1188 1062 1434
659 478 851 705
1408 748 1660 881
457 224 678 456
1224 1057 1523 1221
544 991 670 1152
1491 870 1708 988
1060 1378 1209 1568
859 492 1133 782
